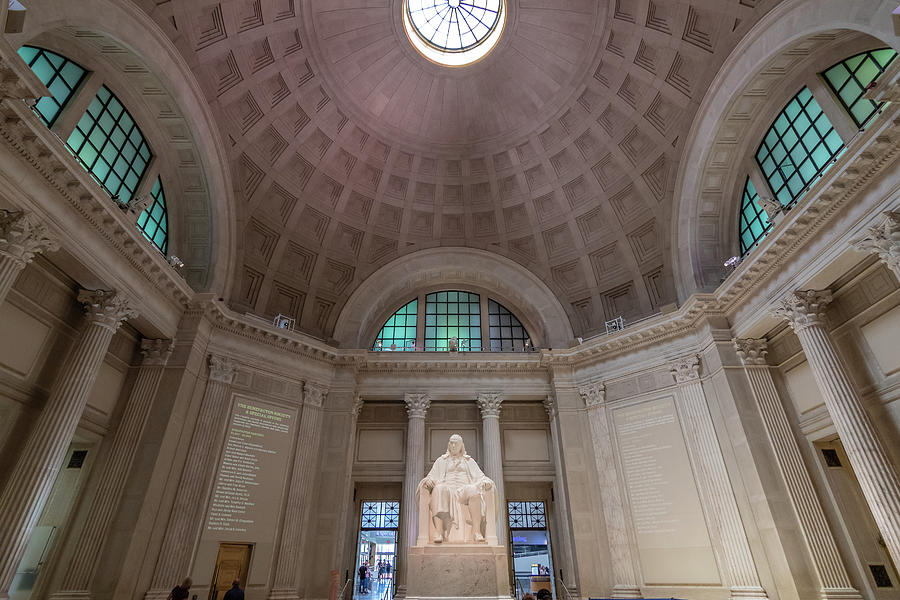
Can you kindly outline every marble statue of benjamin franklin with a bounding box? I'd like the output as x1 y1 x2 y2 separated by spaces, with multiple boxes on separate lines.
416 434 499 544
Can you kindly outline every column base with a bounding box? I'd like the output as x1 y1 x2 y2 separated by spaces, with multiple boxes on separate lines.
820 588 863 600
394 584 408 599
143 590 172 600
49 592 92 600
730 586 768 600
267 587 300 600
559 584 579 600
611 584 642 598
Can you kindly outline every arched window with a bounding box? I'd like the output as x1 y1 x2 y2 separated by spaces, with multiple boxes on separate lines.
66 86 153 203
738 178 769 255
755 87 843 208
371 291 534 351
822 48 897 129
137 178 168 253
372 298 417 351
488 299 531 351
16 46 86 126
425 291 481 351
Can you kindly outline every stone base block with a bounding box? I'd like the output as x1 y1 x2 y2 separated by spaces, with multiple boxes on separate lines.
407 544 511 600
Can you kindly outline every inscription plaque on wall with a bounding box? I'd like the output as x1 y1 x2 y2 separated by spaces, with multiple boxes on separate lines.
613 397 719 585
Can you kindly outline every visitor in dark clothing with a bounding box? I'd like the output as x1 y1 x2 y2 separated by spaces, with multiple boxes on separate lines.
223 580 244 600
167 578 191 600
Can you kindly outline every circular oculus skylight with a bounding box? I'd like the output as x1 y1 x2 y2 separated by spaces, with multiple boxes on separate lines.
404 0 505 67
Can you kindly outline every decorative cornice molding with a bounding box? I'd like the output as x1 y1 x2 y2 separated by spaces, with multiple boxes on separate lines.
772 289 832 333
77 289 138 332
476 392 503 418
669 355 701 384
140 338 175 366
733 338 768 366
578 381 606 408
208 354 237 384
0 39 49 100
303 382 328 408
0 209 59 266
404 392 431 418
0 99 193 307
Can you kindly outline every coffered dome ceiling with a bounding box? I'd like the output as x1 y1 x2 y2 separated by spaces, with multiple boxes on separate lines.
137 0 777 342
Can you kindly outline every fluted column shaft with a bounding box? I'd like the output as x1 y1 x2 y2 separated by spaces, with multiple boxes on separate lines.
0 209 58 305
269 383 328 600
579 384 641 599
333 396 364 572
0 290 135 599
52 339 174 600
670 356 767 600
397 393 430 598
735 339 859 599
775 290 900 568
145 355 236 600
477 392 505 547
543 396 579 600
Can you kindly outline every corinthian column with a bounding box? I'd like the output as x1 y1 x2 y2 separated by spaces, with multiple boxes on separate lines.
397 393 430 598
0 289 136 599
53 339 175 600
774 290 900 567
145 354 236 600
734 338 859 599
0 209 58 305
476 392 505 546
669 355 768 600
543 395 579 600
268 382 328 600
579 383 641 599
851 211 900 280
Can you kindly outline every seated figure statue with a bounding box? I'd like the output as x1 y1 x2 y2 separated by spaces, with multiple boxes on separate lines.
416 434 498 544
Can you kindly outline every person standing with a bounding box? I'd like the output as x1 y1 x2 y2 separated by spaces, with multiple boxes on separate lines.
166 578 191 600
358 563 367 594
223 580 244 600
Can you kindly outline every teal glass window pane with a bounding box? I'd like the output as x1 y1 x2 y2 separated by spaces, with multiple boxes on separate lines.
488 300 532 351
17 46 87 126
137 177 168 254
372 299 418 351
65 85 153 202
424 291 481 351
755 87 843 209
738 177 772 256
823 48 897 129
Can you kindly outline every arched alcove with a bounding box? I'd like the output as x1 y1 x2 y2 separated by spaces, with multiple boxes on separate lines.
670 0 899 299
333 247 575 349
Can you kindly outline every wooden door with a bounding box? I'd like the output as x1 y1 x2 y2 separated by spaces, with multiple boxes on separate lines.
208 543 252 600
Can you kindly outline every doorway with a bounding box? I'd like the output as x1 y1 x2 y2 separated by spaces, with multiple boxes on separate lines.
816 439 898 598
508 501 555 599
208 543 252 600
354 501 399 600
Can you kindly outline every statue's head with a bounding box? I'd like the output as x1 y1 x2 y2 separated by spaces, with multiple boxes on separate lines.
447 434 465 457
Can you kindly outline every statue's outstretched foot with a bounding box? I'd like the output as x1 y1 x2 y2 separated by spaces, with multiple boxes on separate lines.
474 533 485 542
433 535 443 543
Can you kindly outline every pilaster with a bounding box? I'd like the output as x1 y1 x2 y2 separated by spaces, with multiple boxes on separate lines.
669 355 768 600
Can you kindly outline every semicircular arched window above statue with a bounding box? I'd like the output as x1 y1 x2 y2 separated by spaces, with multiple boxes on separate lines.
371 290 532 352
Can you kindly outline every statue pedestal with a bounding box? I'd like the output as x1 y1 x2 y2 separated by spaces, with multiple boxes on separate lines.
406 544 511 600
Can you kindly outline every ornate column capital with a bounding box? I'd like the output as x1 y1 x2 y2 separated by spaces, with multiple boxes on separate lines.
77 289 138 332
773 289 832 332
542 395 557 419
578 381 606 408
352 393 364 418
207 354 236 384
476 392 503 418
669 354 701 383
851 211 900 276
303 382 328 408
404 392 431 418
140 338 175 366
734 338 769 366
0 210 59 267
